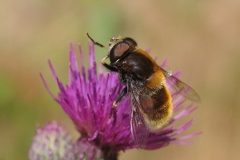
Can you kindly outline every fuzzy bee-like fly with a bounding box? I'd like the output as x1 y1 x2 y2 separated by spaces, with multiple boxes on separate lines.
87 33 200 148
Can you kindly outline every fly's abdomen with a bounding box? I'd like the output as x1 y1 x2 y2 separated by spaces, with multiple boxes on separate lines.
139 71 173 131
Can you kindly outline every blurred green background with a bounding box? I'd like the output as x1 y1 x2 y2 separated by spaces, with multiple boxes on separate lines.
1 0 240 160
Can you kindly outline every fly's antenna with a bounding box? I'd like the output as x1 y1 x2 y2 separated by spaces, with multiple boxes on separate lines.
86 33 108 50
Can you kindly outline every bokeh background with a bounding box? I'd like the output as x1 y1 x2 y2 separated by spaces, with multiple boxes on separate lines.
1 0 240 160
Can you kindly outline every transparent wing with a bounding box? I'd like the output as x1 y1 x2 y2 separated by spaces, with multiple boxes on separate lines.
159 67 201 102
128 80 151 148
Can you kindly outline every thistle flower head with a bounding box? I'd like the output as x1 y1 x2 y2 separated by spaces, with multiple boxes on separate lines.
29 121 74 160
29 121 102 160
31 42 200 160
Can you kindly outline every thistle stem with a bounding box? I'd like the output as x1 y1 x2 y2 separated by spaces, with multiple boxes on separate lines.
102 146 118 160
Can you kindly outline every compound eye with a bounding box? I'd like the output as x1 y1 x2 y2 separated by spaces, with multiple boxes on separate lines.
113 42 129 57
109 42 130 63
123 37 137 47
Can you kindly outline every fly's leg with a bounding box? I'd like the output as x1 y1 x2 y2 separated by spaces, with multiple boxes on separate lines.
87 33 119 72
110 87 127 118
101 56 118 72
113 87 127 107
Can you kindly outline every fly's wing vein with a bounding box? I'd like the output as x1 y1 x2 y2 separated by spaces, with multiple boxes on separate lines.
128 79 151 148
159 67 200 102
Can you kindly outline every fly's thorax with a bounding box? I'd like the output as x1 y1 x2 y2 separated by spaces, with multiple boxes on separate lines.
114 51 155 80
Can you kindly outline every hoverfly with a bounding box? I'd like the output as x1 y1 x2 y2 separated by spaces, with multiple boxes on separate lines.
87 33 200 148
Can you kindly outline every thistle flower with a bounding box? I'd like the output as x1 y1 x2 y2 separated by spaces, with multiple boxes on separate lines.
29 121 74 160
29 121 102 160
30 42 200 160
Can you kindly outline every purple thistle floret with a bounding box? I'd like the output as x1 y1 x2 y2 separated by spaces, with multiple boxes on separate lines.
38 43 200 159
